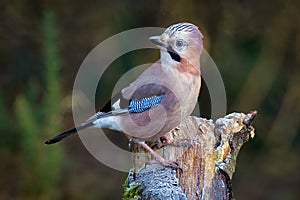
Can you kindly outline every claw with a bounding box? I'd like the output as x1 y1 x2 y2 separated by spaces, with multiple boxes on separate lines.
163 161 182 172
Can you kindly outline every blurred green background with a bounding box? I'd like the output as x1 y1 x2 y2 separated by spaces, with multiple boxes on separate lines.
0 0 299 199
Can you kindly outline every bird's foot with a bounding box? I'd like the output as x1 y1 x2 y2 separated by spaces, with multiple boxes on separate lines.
138 141 182 171
162 161 182 171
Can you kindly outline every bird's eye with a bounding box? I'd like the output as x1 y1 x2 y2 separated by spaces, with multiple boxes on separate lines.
175 40 185 48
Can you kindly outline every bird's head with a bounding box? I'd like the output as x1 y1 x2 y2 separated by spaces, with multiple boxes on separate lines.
149 22 203 67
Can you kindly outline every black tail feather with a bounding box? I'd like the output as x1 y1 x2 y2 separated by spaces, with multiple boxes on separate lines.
44 122 93 145
44 127 78 144
44 109 124 145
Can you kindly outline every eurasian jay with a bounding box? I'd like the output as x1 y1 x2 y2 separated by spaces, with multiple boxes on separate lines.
45 22 203 167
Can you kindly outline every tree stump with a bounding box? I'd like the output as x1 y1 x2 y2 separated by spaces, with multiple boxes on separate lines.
123 111 257 200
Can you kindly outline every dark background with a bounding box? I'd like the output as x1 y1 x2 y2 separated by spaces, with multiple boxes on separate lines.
1 0 299 199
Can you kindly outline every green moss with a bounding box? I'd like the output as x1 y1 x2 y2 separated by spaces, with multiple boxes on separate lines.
122 179 141 200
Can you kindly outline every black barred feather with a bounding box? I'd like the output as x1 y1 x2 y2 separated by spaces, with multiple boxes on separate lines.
128 95 163 113
165 22 196 36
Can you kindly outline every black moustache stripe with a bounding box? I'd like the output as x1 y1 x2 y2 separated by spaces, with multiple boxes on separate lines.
167 47 181 62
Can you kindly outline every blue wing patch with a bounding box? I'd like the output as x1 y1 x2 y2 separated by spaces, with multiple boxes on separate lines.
128 95 164 113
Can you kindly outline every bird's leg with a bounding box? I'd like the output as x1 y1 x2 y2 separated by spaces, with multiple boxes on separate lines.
138 141 180 169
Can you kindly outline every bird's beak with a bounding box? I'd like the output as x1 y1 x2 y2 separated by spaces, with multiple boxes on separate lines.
149 36 168 48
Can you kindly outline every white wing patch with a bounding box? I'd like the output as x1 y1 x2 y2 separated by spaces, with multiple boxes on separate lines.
112 99 121 110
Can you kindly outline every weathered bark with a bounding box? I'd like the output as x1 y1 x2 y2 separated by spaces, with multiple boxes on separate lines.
124 111 257 200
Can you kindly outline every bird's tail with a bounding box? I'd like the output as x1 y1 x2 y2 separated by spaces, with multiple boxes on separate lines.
44 110 119 145
44 121 93 145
